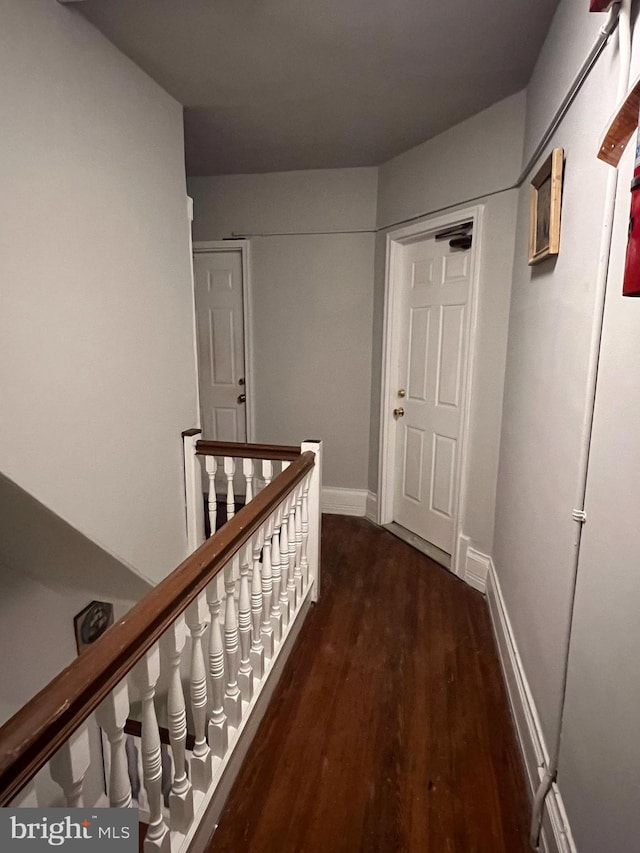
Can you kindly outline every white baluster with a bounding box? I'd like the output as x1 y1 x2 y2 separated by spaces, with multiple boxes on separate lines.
278 502 291 625
132 647 171 853
183 431 205 552
287 499 298 611
250 531 265 677
205 456 217 536
95 682 133 808
261 521 275 657
237 543 254 701
206 574 228 759
261 459 273 490
270 508 283 642
301 441 323 601
224 556 242 726
294 487 304 599
224 456 236 520
242 458 255 505
185 594 212 791
301 474 310 588
161 617 194 834
49 725 91 808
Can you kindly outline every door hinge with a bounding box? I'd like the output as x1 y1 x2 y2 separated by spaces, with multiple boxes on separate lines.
572 509 587 523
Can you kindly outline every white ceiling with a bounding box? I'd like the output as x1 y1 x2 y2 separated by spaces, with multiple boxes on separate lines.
77 0 559 176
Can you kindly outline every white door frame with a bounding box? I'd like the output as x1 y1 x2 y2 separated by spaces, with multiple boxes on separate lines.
192 240 255 442
377 205 484 578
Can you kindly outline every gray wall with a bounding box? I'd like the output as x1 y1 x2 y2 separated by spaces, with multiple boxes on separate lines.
494 0 640 848
492 2 617 757
0 0 198 584
189 169 377 490
553 7 640 851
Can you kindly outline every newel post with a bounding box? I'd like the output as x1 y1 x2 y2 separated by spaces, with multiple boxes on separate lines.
183 429 205 553
301 441 322 602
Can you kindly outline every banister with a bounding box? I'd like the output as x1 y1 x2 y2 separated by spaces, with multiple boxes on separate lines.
0 451 315 807
195 440 300 461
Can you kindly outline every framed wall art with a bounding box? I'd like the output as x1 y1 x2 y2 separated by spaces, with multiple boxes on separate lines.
529 147 564 265
74 600 114 654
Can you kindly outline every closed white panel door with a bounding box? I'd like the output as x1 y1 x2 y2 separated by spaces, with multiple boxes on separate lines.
393 235 471 554
194 250 246 441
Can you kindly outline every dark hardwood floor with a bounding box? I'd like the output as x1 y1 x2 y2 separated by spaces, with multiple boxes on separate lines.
206 516 530 852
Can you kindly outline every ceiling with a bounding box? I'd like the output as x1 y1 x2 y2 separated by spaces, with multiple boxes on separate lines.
77 0 559 177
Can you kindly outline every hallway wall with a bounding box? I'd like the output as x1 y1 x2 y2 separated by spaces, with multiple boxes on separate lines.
493 1 640 849
0 0 198 584
189 168 377 492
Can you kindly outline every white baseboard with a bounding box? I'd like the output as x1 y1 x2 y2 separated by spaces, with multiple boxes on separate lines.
486 562 576 853
322 487 367 517
465 546 491 593
365 491 377 523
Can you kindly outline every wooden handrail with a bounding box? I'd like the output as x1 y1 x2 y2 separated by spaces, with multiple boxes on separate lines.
0 451 315 806
195 440 301 461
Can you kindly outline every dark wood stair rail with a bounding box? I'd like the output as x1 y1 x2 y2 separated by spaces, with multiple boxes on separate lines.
0 451 315 807
194 440 301 462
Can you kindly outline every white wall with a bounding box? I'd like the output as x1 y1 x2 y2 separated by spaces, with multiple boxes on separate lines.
189 168 378 237
376 92 526 229
369 94 525 559
492 1 617 757
553 14 640 852
0 0 198 584
492 1 640 848
189 169 377 490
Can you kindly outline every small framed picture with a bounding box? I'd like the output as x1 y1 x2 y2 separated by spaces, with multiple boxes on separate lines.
529 148 564 265
74 600 114 654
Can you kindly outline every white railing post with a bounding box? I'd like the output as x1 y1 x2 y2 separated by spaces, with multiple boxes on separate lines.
206 574 228 758
223 556 242 727
286 499 297 611
260 521 275 657
183 430 205 553
270 508 283 642
278 499 291 626
243 458 255 504
205 455 218 536
237 543 254 701
49 725 91 808
293 487 304 600
224 456 236 520
161 616 194 834
132 646 171 853
301 441 322 601
250 530 265 678
95 682 133 809
185 593 212 792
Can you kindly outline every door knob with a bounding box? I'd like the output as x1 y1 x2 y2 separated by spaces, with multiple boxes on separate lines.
393 407 405 417
237 393 246 404
238 377 245 386
397 389 406 398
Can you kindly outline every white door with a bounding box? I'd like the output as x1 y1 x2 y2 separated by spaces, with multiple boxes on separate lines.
392 233 471 554
193 248 247 441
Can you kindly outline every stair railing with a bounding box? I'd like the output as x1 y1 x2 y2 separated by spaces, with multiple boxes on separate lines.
182 430 306 541
0 439 322 853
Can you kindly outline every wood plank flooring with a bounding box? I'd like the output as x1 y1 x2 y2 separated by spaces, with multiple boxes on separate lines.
206 516 530 852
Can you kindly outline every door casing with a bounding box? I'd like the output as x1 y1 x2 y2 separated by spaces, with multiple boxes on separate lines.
377 206 484 579
192 240 255 442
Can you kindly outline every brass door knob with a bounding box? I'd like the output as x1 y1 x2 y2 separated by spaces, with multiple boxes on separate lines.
237 393 246 404
393 407 405 417
398 389 406 398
